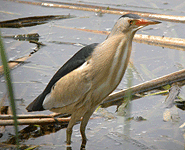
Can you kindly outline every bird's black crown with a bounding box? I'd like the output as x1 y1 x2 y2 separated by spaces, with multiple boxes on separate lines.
119 13 141 19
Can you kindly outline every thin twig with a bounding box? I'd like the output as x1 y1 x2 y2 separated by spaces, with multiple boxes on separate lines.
29 40 46 46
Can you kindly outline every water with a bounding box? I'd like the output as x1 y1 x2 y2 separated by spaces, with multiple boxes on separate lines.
0 0 185 149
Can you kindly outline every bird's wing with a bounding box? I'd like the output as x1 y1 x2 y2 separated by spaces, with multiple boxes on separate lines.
26 43 99 112
42 63 92 110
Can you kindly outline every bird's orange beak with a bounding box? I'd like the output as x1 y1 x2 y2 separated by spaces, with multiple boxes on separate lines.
135 19 161 26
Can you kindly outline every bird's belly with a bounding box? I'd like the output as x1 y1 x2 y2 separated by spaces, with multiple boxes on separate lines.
91 71 122 105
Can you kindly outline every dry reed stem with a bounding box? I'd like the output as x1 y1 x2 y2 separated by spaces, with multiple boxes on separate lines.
54 25 185 50
101 69 185 108
8 0 185 23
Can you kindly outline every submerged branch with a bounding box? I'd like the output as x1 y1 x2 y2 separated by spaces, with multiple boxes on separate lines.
101 69 185 108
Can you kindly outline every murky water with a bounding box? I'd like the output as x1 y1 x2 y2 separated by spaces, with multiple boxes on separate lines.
0 0 185 149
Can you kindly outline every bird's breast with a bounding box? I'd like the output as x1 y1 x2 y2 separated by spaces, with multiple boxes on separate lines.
89 35 132 103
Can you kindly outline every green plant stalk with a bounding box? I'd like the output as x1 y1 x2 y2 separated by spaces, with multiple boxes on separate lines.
0 32 19 148
123 68 133 136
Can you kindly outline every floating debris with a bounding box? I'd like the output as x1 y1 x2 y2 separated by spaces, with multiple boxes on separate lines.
135 116 147 122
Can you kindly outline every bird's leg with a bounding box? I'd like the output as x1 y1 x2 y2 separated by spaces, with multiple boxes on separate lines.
66 119 75 145
66 127 73 145
80 109 95 149
66 110 84 145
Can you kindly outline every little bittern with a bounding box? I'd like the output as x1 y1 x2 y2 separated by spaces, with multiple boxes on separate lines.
26 14 160 149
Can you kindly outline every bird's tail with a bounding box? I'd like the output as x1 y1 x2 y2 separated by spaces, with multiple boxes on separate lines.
26 93 45 112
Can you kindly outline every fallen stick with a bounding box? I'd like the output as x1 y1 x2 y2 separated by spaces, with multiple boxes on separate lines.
101 69 185 108
54 25 185 50
8 0 185 23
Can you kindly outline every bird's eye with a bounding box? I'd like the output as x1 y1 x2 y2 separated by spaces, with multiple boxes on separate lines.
128 20 133 25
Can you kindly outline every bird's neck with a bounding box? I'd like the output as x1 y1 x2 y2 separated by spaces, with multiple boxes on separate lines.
106 33 134 86
90 33 135 101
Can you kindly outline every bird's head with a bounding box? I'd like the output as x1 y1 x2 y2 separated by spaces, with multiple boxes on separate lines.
107 13 161 38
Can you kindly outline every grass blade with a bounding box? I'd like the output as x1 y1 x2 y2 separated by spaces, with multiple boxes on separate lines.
0 32 19 148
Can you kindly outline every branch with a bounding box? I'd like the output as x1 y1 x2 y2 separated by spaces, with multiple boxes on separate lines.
101 69 185 108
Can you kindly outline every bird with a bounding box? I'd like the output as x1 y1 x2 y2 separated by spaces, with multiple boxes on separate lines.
26 13 160 149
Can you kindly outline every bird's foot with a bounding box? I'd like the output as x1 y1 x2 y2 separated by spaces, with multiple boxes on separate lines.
80 144 86 150
66 144 72 150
